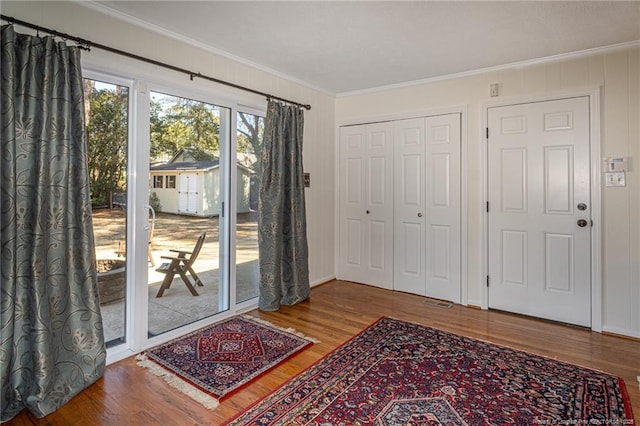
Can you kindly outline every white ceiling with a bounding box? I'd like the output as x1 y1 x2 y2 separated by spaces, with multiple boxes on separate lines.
94 1 640 95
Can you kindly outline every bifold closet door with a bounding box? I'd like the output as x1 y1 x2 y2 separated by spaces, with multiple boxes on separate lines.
424 114 461 303
393 114 461 302
338 123 394 289
393 118 427 295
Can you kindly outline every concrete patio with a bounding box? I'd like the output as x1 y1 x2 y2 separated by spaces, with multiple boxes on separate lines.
93 208 259 344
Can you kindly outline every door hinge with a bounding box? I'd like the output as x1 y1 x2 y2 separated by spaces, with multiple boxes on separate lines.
486 201 489 212
486 275 490 287
486 127 489 139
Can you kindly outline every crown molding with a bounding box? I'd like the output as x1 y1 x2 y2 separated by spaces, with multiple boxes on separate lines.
78 0 334 97
337 40 640 97
73 1 640 98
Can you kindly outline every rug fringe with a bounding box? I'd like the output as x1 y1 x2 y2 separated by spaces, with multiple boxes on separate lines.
242 314 321 344
136 354 220 410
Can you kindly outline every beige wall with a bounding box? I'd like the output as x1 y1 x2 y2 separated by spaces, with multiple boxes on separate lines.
3 1 337 286
336 47 640 337
5 1 638 337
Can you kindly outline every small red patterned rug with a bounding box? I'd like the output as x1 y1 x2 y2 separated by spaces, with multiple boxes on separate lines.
136 315 315 409
226 317 633 425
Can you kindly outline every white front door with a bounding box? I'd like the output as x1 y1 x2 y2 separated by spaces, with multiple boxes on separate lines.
339 122 394 289
178 172 198 214
487 97 591 327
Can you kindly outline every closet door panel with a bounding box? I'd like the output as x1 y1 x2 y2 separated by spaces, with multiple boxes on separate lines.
364 122 394 288
425 114 461 302
339 123 393 289
393 118 427 295
339 126 368 284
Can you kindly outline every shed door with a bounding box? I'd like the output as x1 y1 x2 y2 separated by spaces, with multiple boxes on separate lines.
178 172 198 214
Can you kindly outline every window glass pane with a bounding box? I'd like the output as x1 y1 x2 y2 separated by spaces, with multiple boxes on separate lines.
85 78 129 348
148 91 229 336
153 175 163 188
236 111 264 303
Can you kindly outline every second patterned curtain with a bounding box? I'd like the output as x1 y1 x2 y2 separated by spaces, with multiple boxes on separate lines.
257 101 310 311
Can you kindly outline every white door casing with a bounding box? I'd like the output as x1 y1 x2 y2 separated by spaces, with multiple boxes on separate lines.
487 96 591 327
425 114 461 302
338 122 394 289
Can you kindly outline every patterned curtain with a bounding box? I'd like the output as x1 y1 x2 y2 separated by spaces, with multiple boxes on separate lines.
0 26 106 420
258 101 310 311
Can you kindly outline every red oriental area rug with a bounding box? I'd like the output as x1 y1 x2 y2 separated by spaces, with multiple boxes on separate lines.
136 315 315 409
226 317 633 425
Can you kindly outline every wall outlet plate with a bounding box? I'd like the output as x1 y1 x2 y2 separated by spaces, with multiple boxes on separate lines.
490 83 499 97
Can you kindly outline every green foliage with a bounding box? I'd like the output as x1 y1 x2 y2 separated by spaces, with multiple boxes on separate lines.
149 100 172 160
149 191 162 212
150 94 221 162
85 85 265 210
86 81 128 206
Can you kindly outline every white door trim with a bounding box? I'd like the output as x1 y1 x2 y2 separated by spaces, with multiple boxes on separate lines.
335 105 469 306
480 88 602 332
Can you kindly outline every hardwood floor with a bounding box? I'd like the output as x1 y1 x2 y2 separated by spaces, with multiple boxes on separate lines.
10 280 639 424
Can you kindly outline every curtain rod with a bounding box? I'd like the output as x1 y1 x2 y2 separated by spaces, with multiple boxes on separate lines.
0 14 312 110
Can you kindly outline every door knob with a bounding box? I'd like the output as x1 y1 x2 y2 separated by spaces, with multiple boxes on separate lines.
366 210 370 214
577 219 588 227
417 212 423 218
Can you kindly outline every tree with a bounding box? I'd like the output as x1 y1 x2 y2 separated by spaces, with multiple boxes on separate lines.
237 112 264 211
150 99 172 160
237 112 264 171
86 83 129 207
149 94 221 162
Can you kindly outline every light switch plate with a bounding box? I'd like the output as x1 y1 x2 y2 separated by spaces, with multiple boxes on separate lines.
605 172 626 187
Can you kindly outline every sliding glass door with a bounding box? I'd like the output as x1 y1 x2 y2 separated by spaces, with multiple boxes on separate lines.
146 91 230 336
85 70 263 358
83 75 130 348
235 111 264 304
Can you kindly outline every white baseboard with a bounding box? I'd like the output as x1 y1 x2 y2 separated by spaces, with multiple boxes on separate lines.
311 275 336 287
601 325 640 339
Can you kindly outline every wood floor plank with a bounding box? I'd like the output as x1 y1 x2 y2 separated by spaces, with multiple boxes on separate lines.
8 280 639 424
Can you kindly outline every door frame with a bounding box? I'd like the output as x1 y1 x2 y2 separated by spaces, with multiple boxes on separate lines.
481 88 602 331
335 105 469 305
